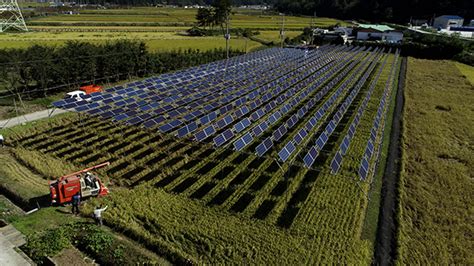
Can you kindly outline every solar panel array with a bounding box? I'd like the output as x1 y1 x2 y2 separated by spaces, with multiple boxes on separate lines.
300 47 384 168
52 46 399 178
329 49 392 175
254 46 368 159
358 49 400 181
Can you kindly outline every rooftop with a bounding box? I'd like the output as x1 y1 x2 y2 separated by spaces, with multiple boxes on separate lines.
357 24 394 32
436 15 463 20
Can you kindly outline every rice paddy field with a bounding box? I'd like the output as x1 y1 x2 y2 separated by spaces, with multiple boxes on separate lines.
1 7 346 51
398 58 473 264
1 45 401 263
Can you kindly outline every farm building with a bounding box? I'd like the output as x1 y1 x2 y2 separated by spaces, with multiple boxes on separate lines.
433 15 464 29
446 26 474 38
356 24 403 43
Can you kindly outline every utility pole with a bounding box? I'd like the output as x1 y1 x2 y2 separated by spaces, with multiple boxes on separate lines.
279 13 285 48
225 12 230 59
310 11 316 45
0 0 28 32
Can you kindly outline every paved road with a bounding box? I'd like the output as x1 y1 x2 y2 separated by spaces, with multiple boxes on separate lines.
0 108 68 129
0 225 31 266
0 236 30 266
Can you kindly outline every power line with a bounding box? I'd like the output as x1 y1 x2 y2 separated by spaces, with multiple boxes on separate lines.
0 68 152 100
0 50 145 66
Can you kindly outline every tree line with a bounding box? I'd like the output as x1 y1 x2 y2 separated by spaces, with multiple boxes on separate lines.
0 40 243 99
274 0 473 23
67 0 275 7
67 0 473 23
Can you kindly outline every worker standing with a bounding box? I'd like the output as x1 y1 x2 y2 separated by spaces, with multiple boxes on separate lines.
94 205 108 226
72 192 81 215
0 134 4 147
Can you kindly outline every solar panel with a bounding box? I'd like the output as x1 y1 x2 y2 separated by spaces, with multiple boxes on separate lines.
233 132 253 151
320 132 328 143
113 113 128 121
359 163 368 181
330 151 343 174
204 125 216 136
293 133 303 145
213 134 226 147
316 136 325 150
255 137 273 157
370 128 377 141
194 130 207 141
234 118 251 133
278 141 296 162
303 148 316 168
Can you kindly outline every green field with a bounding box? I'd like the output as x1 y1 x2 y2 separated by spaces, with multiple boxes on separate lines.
0 7 346 51
29 8 344 29
455 62 474 85
398 58 474 264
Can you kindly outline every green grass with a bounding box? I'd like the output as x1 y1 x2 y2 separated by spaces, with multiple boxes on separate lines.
0 33 262 52
398 58 474 264
27 8 345 29
454 62 474 85
257 31 301 43
0 196 24 222
0 92 64 120
12 207 76 235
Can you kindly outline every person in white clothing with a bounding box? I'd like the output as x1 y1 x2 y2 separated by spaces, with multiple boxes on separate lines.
93 205 108 226
0 134 4 147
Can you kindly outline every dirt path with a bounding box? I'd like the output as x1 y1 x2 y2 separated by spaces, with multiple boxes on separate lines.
374 57 406 265
0 108 68 129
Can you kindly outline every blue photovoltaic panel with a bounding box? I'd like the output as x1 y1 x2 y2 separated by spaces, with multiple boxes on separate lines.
341 136 350 155
251 112 260 121
303 146 318 168
114 113 128 121
253 125 263 137
195 130 207 141
255 143 268 157
233 135 248 151
255 137 273 157
52 100 66 108
204 125 216 136
293 133 303 145
278 141 296 162
330 151 343 174
213 134 226 147
242 132 253 145
223 129 234 140
316 136 325 150
359 163 368 181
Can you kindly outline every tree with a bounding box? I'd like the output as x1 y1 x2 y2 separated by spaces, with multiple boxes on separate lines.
196 7 213 29
212 0 232 32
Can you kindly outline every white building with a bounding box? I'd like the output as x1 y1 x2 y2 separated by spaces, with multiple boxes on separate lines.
433 15 464 29
356 24 403 43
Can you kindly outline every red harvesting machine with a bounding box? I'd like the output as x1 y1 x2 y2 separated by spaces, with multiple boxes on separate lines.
49 162 110 205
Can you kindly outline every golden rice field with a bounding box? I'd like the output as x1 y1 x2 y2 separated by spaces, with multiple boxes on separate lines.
398 58 474 264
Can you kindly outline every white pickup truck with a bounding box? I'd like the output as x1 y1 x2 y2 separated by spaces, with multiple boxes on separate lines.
65 90 86 100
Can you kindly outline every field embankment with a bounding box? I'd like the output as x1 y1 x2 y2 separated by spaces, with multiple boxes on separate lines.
398 58 474 264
